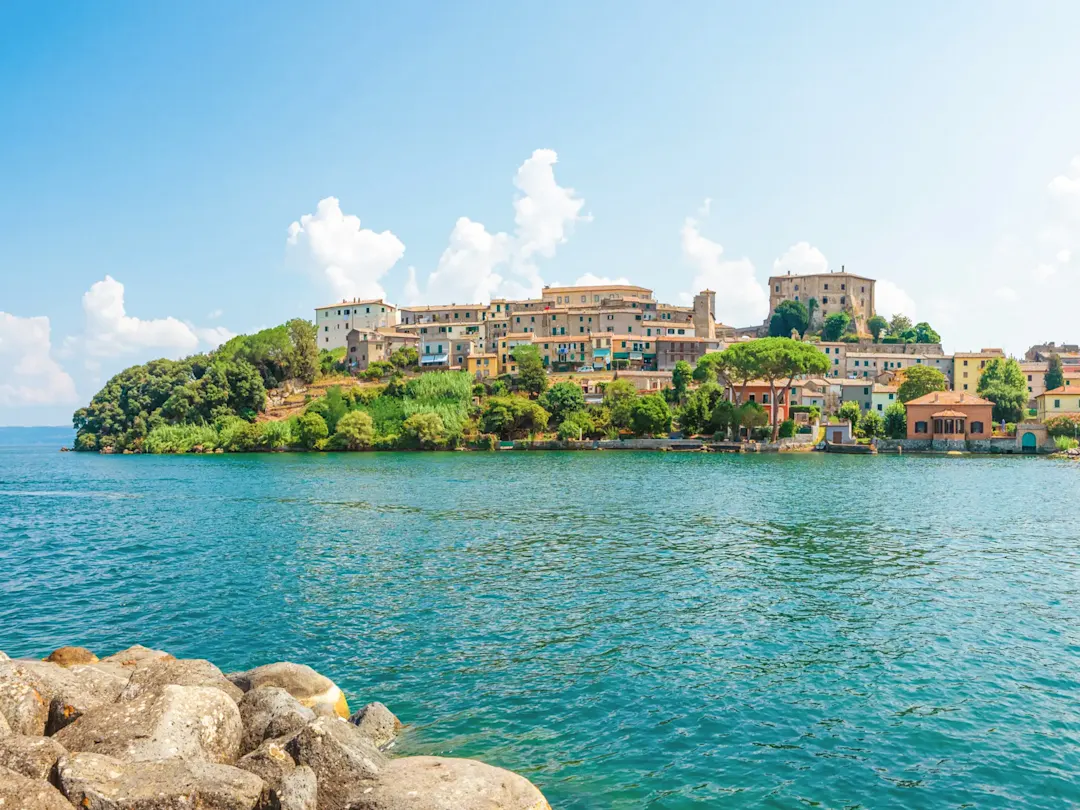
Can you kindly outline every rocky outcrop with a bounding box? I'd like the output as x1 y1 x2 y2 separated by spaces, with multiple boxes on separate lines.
228 662 351 718
0 763 72 810
54 684 242 764
0 645 551 810
349 702 401 750
348 756 552 810
119 658 244 703
0 734 67 781
238 686 315 755
57 752 265 810
44 647 98 668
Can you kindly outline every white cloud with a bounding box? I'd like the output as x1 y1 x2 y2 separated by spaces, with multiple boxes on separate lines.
65 276 229 366
0 312 77 407
409 149 588 304
875 279 918 320
680 210 768 326
1056 249 1072 264
287 196 406 301
772 241 829 276
1034 263 1058 282
207 309 223 320
1047 156 1080 212
994 286 1018 302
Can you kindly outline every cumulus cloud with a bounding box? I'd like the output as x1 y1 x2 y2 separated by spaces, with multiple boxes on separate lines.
65 276 229 367
994 286 1018 302
287 197 406 301
875 279 918 320
0 312 77 406
573 273 630 286
1048 156 1080 212
772 241 829 276
680 208 768 326
410 149 588 304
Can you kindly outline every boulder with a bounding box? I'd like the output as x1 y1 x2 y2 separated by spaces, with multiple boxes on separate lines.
57 752 265 810
120 658 244 703
349 702 401 750
0 652 7 661
0 659 128 735
236 737 296 792
0 662 49 736
284 717 387 809
55 684 242 764
278 764 318 810
0 710 10 738
0 764 72 810
228 663 350 718
99 644 174 670
0 735 66 782
346 756 552 810
238 686 315 755
44 646 98 667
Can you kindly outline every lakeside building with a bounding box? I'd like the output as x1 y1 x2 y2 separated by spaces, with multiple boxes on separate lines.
952 349 1005 392
870 383 899 413
1020 361 1048 406
316 299 400 350
817 341 953 383
1024 342 1079 362
905 391 994 442
1035 387 1080 422
345 327 419 370
767 268 876 335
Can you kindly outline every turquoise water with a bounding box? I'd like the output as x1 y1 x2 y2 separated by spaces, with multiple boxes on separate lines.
2 444 1079 808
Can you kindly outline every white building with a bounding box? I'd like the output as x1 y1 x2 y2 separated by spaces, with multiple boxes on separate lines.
315 299 400 350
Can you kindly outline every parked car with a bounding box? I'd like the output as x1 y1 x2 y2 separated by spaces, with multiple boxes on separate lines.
576 365 594 373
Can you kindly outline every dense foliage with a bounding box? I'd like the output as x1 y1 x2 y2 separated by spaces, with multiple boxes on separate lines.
1045 354 1065 392
977 358 1027 422
769 300 810 338
822 312 851 341
897 366 947 403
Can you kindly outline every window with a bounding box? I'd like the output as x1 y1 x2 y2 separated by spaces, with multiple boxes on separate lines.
324 326 328 332
365 307 370 313
822 296 829 304
841 283 846 290
877 404 883 411
863 388 869 395
1055 399 1061 408
971 421 984 434
1027 375 1032 381
774 285 780 292
840 297 846 304
824 284 829 290
915 421 927 433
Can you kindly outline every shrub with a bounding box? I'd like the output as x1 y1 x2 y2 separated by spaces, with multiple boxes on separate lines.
557 410 593 440
1054 435 1079 451
402 412 446 448
884 402 907 439
257 420 292 449
363 361 394 380
335 410 375 449
143 424 219 454
373 433 401 450
838 401 861 428
858 410 885 439
297 412 329 449
217 417 259 452
1045 414 1080 438
778 419 796 439
480 396 550 439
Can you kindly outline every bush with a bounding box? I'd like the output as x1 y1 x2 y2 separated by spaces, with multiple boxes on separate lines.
1045 414 1080 438
480 396 550 439
557 410 593 440
778 419 797 439
402 412 446 448
335 410 375 449
858 410 885 439
217 417 259 452
838 401 861 428
373 433 401 450
884 402 907 439
143 424 219 454
1054 435 1078 452
257 420 292 449
363 361 394 380
297 412 329 449
630 394 672 437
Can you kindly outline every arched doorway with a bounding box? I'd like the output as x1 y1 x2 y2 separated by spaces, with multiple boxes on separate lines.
1021 432 1037 454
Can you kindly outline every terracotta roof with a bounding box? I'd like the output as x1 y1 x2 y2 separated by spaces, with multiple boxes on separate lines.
872 383 898 393
1039 386 1080 397
401 303 485 312
543 284 653 294
931 409 968 418
904 390 993 406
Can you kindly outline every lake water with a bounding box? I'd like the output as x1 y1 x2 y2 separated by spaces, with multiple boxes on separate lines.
2 440 1079 808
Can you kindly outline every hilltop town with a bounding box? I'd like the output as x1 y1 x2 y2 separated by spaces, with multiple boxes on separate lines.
71 270 1079 456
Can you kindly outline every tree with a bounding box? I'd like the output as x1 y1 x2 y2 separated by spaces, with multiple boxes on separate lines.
1046 353 1065 392
728 337 830 441
512 345 548 398
822 312 851 341
884 401 907 439
539 381 586 425
911 322 941 345
335 410 375 449
710 398 737 439
679 382 722 435
977 357 1027 422
806 298 819 331
838 400 861 429
480 397 549 439
297 412 329 449
286 319 319 383
868 315 888 343
716 343 759 403
768 300 810 338
630 394 672 436
888 314 913 337
858 410 885 439
557 410 594 440
604 379 638 429
390 346 419 369
735 401 768 439
402 412 446 448
672 360 693 403
692 352 724 383
897 365 947 403
778 419 797 439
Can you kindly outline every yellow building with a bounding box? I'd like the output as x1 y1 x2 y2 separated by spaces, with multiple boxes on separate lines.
464 352 497 379
1036 387 1080 421
953 349 1005 392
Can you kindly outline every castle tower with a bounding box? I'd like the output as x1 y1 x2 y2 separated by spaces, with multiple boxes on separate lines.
692 290 716 339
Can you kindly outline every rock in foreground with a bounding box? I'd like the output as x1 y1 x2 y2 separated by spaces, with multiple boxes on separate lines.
229 662 351 718
0 763 72 810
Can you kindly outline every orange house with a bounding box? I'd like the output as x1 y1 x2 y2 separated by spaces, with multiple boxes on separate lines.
730 380 790 424
905 391 993 440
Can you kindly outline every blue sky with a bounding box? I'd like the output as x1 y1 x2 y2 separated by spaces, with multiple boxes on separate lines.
3 1 1080 425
